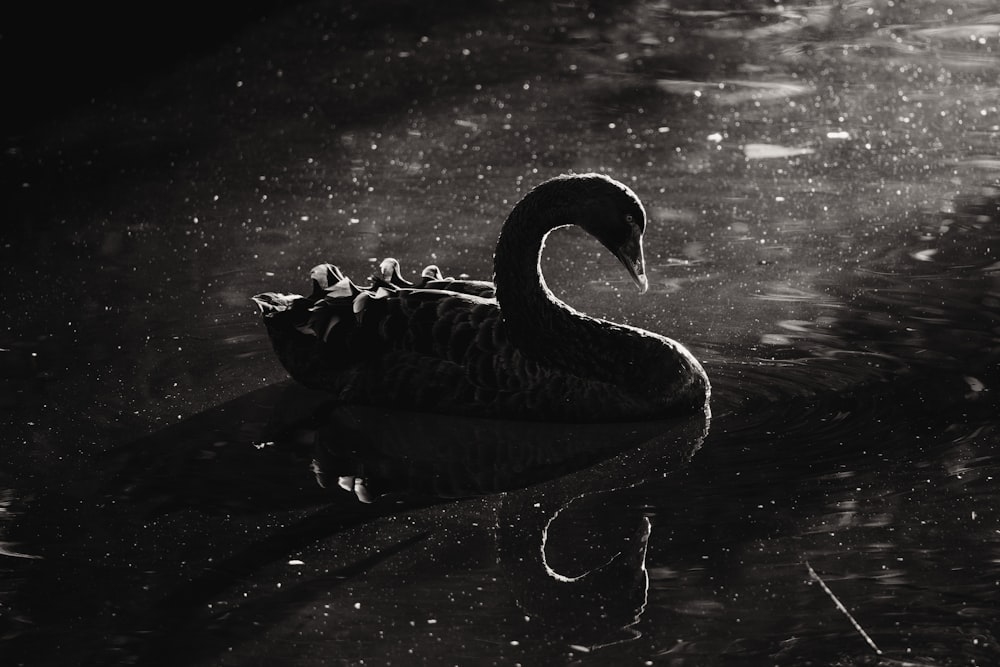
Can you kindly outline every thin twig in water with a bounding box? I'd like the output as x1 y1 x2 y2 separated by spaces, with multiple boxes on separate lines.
805 561 883 655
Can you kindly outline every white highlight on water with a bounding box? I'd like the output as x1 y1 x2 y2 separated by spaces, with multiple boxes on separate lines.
805 561 882 655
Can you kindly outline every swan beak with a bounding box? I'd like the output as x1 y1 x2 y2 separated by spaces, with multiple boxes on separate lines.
635 271 649 294
614 232 649 294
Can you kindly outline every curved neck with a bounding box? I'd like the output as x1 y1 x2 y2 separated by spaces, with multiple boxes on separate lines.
493 197 576 346
488 180 702 414
493 194 643 389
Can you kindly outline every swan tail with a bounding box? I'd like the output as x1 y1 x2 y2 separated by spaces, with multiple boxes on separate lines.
255 265 383 384
251 292 299 315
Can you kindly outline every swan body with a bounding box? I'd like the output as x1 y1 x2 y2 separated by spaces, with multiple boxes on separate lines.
254 173 709 421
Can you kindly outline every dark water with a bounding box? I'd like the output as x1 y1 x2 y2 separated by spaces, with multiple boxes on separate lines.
3 0 1000 665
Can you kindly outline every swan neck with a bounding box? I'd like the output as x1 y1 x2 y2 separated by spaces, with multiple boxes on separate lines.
493 198 567 319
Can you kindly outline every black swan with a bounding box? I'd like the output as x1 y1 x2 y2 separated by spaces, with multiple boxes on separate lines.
253 173 709 421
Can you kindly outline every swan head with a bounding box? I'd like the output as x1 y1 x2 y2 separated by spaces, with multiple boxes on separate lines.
568 174 649 294
607 217 648 294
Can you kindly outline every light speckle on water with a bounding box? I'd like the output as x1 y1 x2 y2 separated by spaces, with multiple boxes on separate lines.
3 0 1000 665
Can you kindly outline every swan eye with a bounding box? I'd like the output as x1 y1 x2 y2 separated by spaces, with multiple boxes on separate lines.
625 214 634 224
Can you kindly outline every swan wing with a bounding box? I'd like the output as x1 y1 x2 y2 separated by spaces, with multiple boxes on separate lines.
360 288 647 418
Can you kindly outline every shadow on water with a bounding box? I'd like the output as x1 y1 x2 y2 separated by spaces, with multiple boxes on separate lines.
4 381 708 665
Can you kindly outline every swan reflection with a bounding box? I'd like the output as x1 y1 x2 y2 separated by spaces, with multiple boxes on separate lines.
309 401 709 649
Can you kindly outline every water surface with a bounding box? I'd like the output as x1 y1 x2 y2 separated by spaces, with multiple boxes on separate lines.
3 0 1000 665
